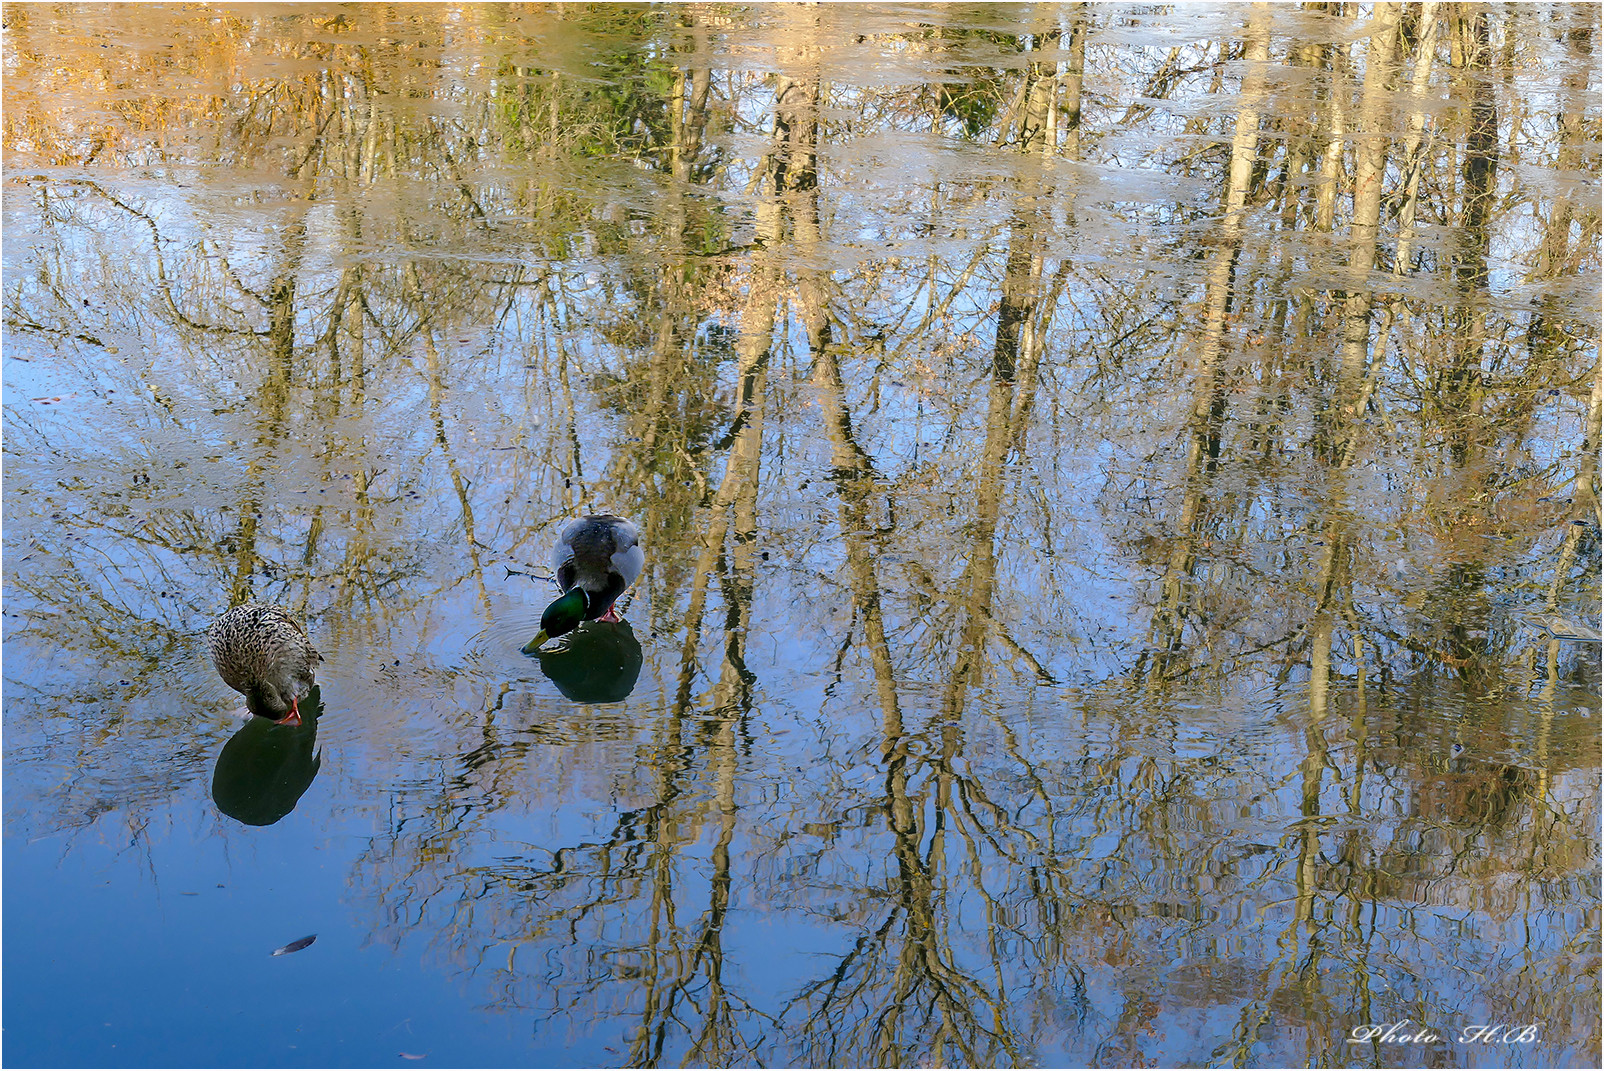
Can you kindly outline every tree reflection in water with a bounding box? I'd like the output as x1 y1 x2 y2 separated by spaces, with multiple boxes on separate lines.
2 3 1598 1067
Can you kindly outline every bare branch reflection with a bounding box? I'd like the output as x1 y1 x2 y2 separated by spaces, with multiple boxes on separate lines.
3 5 1598 1067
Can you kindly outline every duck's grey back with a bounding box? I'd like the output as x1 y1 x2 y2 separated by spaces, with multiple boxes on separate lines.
553 514 643 589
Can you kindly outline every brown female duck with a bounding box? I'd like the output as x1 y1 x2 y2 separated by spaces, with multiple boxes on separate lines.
206 604 321 726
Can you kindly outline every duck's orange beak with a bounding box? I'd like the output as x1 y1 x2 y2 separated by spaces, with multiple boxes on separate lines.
272 696 302 728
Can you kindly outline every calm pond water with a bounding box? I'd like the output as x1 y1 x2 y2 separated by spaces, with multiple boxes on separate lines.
3 4 1600 1068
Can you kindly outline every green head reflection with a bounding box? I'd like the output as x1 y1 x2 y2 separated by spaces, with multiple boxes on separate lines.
525 620 643 703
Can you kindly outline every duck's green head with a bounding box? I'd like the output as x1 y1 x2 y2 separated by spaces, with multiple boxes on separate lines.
523 589 587 652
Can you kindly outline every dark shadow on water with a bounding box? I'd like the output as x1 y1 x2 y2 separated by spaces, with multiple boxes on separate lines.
528 621 643 703
211 686 324 826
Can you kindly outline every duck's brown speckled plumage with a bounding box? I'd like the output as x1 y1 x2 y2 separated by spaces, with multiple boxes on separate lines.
206 604 321 718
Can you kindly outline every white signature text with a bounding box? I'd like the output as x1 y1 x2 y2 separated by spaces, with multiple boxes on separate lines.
1346 1021 1539 1045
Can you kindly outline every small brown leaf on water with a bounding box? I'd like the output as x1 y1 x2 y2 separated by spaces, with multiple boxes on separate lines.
271 934 317 956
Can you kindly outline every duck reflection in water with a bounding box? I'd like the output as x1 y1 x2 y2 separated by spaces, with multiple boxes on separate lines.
526 620 643 703
211 686 324 826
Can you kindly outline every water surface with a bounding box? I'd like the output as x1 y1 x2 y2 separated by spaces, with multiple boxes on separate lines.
3 4 1600 1068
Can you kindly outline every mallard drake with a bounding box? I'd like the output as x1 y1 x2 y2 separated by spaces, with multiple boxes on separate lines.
524 514 644 652
206 603 321 726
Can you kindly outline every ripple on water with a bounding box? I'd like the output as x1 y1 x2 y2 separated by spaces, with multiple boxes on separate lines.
467 602 548 677
467 602 650 732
